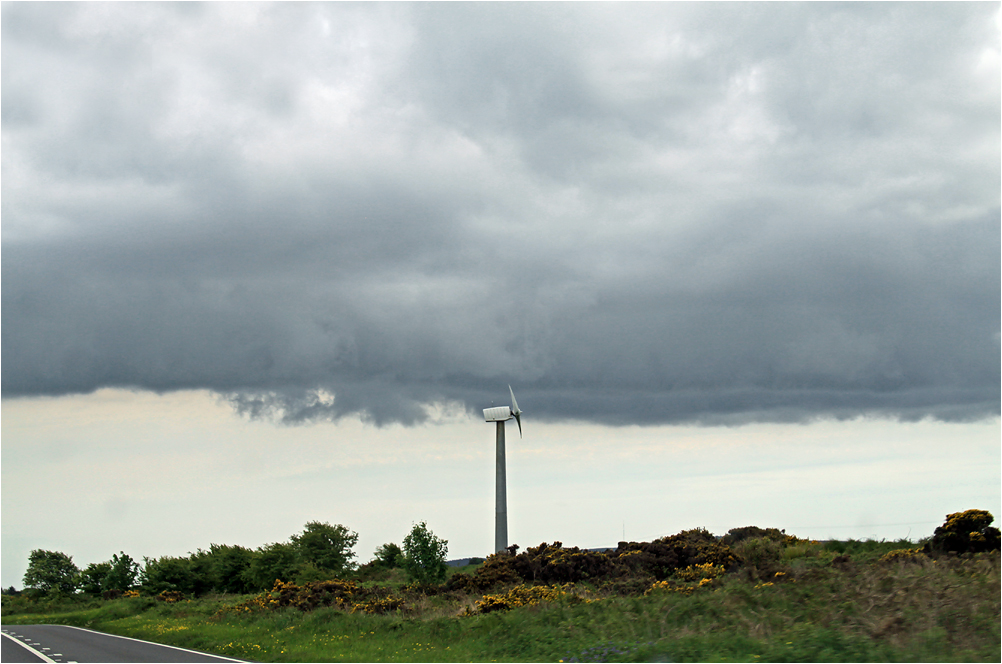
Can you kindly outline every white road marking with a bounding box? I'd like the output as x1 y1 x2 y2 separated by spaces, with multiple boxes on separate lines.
54 625 246 662
1 632 57 663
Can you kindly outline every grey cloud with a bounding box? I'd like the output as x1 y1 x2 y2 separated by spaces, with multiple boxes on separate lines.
2 2 998 426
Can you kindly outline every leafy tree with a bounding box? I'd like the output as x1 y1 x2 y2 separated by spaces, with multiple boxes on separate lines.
373 542 405 568
243 542 299 591
103 552 139 592
140 555 199 595
402 522 448 584
186 549 217 596
290 521 358 576
292 562 339 585
80 562 113 595
207 544 254 594
23 550 80 595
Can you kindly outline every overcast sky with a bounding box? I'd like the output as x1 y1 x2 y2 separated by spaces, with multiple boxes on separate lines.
2 2 999 588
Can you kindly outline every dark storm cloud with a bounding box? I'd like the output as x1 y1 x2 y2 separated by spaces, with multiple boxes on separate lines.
2 2 999 425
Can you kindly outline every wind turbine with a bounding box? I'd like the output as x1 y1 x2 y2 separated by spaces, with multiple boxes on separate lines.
483 386 522 553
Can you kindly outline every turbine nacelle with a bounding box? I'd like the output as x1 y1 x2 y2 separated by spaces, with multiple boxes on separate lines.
483 406 513 422
482 385 523 437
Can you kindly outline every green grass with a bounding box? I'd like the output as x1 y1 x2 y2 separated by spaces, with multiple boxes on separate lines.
821 538 920 561
4 551 998 662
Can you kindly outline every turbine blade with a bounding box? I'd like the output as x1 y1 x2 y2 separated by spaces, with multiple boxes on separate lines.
509 385 522 437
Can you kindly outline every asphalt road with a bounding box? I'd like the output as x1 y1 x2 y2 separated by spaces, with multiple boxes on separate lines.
1 625 246 663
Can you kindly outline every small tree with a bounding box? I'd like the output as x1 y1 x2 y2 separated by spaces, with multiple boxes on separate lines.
373 543 405 569
103 552 140 592
80 562 113 595
23 550 80 595
290 521 359 576
243 542 299 591
402 522 448 584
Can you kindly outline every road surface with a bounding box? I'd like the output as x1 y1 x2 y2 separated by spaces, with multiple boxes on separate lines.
1 625 245 663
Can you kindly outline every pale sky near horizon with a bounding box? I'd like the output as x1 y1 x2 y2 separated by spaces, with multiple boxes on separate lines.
2 3 1000 588
3 389 999 588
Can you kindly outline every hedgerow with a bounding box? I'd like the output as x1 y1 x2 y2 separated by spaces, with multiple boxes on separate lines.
216 579 405 617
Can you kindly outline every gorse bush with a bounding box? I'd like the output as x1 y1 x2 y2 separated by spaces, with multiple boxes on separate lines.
877 548 927 564
673 562 726 582
447 532 739 597
156 590 186 603
645 581 697 596
447 551 522 593
925 509 1001 555
470 583 589 614
614 528 739 580
444 531 742 597
511 542 617 584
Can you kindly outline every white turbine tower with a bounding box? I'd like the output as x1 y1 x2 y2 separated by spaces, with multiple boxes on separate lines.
483 386 522 553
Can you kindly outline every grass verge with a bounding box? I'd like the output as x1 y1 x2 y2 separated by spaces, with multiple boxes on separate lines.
3 550 998 662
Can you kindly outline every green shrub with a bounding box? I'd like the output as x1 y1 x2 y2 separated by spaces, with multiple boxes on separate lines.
205 544 254 594
80 562 113 595
242 542 299 592
140 555 201 595
782 542 823 561
720 526 788 546
290 521 359 576
372 543 405 569
734 537 782 572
